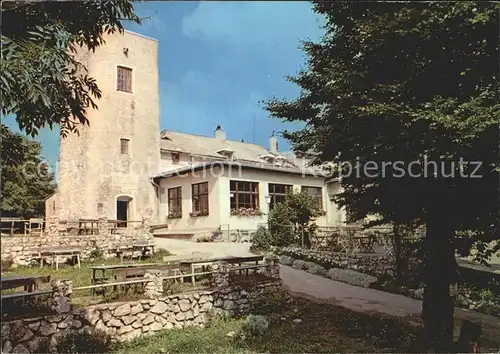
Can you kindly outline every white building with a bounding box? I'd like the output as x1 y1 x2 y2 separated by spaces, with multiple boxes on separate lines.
152 127 346 238
46 31 346 239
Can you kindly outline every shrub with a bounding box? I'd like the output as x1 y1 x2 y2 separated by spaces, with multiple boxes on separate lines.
242 314 269 337
196 235 213 243
1 255 14 271
279 255 294 266
54 330 113 353
250 226 274 252
327 268 378 288
251 191 318 251
291 259 309 271
89 247 105 262
307 263 327 276
150 248 172 261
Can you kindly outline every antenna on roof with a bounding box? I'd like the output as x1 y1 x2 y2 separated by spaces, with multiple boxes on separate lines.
252 115 256 143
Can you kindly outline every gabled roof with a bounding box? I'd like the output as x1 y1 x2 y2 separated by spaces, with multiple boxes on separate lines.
157 130 337 179
160 130 292 165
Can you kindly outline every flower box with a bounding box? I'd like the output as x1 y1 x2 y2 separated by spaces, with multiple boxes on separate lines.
167 212 182 219
230 207 263 217
190 210 209 217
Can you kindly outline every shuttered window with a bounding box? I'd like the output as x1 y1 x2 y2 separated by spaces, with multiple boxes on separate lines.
117 66 132 92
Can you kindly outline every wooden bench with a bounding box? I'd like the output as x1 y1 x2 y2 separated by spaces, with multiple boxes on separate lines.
228 264 263 275
1 289 53 301
1 275 51 292
0 217 23 236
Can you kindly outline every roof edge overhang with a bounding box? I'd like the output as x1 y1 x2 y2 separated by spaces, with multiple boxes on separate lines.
152 161 335 180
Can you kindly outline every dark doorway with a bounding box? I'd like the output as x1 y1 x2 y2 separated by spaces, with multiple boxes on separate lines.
116 198 130 227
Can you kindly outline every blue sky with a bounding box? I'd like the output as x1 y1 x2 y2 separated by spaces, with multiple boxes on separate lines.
5 1 325 166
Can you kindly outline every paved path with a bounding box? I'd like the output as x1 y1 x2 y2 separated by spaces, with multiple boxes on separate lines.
155 239 421 318
281 265 422 318
155 238 253 259
155 239 499 335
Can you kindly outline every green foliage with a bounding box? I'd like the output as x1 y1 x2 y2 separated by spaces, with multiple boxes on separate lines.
265 2 499 349
268 191 318 248
0 125 56 218
0 255 14 271
250 226 274 252
1 0 140 136
242 315 269 337
265 1 499 250
89 247 105 262
150 249 173 262
55 330 113 353
250 191 319 251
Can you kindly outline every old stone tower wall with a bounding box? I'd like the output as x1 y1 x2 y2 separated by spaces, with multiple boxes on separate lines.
57 31 160 221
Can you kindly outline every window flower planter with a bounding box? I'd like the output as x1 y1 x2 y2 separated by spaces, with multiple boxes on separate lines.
230 207 263 217
167 212 182 219
190 210 209 217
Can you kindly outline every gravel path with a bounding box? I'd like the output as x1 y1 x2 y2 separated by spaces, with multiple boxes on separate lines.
155 238 253 259
281 265 422 318
154 238 499 336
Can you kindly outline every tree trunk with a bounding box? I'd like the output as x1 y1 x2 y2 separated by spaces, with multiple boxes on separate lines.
393 223 403 283
421 216 456 351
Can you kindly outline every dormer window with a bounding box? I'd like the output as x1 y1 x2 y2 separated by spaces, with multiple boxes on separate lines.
260 154 275 164
172 153 180 164
217 149 234 160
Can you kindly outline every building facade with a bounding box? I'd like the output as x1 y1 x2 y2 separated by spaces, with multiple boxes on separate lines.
54 30 160 222
48 31 346 235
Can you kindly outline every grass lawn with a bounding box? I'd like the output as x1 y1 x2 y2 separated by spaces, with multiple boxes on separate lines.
114 292 428 354
1 250 176 309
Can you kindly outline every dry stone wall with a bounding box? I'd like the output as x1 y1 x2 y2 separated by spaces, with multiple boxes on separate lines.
1 217 154 266
1 281 281 353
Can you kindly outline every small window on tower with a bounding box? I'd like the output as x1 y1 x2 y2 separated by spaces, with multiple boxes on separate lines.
117 66 132 92
120 138 130 155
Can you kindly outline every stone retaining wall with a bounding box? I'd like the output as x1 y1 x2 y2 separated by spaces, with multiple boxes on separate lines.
278 247 393 277
1 217 154 266
1 257 281 353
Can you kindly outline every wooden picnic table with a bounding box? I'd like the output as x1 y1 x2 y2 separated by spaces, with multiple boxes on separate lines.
351 235 378 253
90 261 185 295
179 255 264 285
32 247 82 270
78 219 99 235
90 262 162 284
0 275 51 292
113 242 155 262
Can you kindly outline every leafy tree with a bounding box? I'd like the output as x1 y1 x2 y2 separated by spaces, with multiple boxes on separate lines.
265 2 499 350
1 125 56 218
251 191 320 251
1 0 140 137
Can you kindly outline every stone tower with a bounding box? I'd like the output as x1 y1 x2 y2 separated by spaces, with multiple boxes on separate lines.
56 30 160 222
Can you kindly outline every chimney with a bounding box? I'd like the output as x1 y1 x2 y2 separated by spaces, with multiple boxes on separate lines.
215 125 226 140
269 132 278 153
